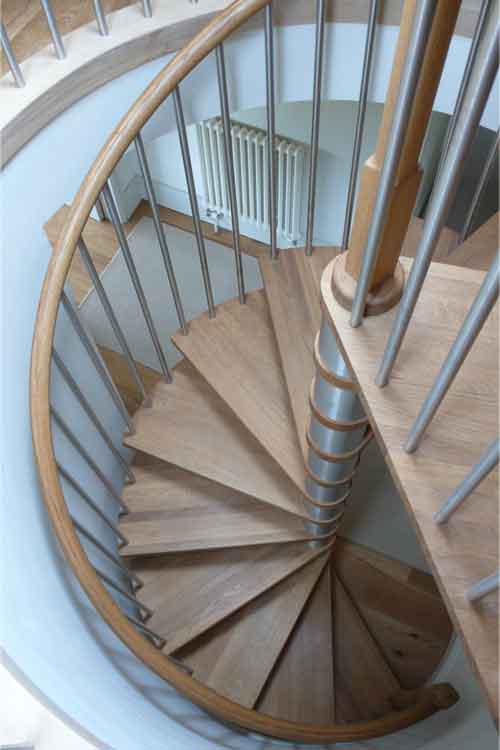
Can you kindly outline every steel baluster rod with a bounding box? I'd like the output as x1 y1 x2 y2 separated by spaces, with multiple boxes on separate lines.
101 184 172 382
265 3 278 260
405 257 499 453
60 291 133 431
134 133 188 333
341 0 379 251
467 570 500 603
58 463 129 546
376 11 499 386
350 0 438 327
0 23 25 87
51 407 130 513
95 565 153 619
434 0 490 181
141 0 153 17
78 238 148 400
434 439 499 524
126 614 166 648
172 86 216 318
40 0 66 59
215 44 246 304
305 0 327 256
52 348 135 482
460 127 500 242
92 0 109 36
71 516 143 589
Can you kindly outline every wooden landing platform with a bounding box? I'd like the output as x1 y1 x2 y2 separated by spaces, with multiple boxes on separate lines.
322 257 499 721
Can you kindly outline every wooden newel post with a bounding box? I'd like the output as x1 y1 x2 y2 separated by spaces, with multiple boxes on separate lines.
337 0 461 311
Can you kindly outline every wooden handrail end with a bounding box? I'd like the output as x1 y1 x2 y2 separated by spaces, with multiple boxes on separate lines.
391 683 460 713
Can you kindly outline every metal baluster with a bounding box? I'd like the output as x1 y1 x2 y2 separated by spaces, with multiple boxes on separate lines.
460 127 500 242
341 0 379 250
265 3 278 260
134 133 188 333
61 291 133 432
51 407 129 513
350 0 438 327
101 183 172 382
141 0 153 17
78 238 147 401
172 86 216 318
405 257 499 452
95 565 153 619
126 614 166 648
467 570 500 603
58 463 128 546
0 23 25 87
92 0 109 36
71 516 143 589
434 439 499 524
305 0 327 256
40 0 66 59
215 44 245 304
53 348 135 483
376 9 499 385
434 0 490 181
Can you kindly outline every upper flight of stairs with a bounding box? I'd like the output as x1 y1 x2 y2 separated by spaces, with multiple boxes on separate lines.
112 223 473 730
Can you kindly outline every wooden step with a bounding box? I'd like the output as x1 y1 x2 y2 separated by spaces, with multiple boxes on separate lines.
322 258 499 720
333 538 453 690
402 217 459 262
119 459 314 556
257 564 335 724
130 541 330 655
446 212 498 271
124 359 312 521
333 573 400 723
172 290 308 495
177 552 329 708
259 247 338 458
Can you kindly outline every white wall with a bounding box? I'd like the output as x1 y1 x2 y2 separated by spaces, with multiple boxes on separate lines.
1 19 498 750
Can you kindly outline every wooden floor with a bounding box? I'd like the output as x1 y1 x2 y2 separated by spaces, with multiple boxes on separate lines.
1 0 133 76
322 257 499 720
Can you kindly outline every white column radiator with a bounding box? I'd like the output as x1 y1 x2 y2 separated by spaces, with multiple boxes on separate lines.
197 118 306 244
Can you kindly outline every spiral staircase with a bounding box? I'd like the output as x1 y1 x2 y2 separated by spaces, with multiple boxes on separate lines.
1 0 498 748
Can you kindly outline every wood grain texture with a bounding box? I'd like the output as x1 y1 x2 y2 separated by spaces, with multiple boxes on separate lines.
119 458 313 556
177 553 329 707
322 257 498 719
346 0 462 287
172 290 308 495
334 573 400 723
130 541 329 655
260 247 338 458
124 359 312 521
257 564 335 724
447 212 499 271
99 346 161 413
333 538 453 690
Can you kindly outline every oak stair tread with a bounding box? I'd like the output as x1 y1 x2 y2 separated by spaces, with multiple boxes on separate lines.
172 290 308 495
124 359 311 522
402 217 459 262
257 564 335 724
333 538 453 689
119 459 314 556
259 247 338 458
333 573 400 723
446 212 498 271
130 541 329 655
322 257 499 720
177 552 329 708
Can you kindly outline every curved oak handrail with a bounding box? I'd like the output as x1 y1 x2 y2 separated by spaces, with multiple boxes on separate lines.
30 0 458 742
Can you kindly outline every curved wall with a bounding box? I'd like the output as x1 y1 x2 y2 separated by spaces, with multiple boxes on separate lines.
1 15 498 750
